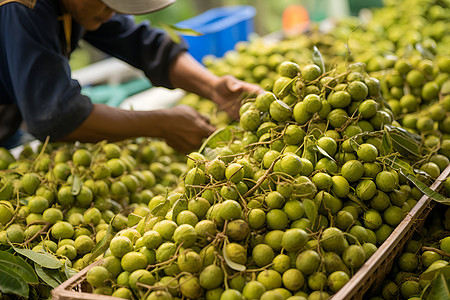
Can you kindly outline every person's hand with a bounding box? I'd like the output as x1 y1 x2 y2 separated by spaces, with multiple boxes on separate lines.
210 75 264 120
158 105 216 153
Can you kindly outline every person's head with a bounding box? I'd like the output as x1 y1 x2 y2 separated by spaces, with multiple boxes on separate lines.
61 0 175 31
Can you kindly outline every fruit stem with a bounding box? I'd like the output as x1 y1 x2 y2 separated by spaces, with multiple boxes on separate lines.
422 246 450 258
243 157 281 198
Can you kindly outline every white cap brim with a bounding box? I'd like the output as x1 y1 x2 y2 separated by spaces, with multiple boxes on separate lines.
101 0 175 15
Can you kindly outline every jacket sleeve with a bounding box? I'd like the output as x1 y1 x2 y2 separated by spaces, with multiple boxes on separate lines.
83 15 188 89
0 2 93 142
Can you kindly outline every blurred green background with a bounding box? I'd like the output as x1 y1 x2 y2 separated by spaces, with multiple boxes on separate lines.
69 0 382 70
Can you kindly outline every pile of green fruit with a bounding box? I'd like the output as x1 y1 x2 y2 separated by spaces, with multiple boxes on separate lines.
0 138 187 299
367 202 450 300
81 56 448 300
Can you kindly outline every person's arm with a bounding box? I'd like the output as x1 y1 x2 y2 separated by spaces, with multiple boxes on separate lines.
169 52 264 119
61 104 215 153
85 16 263 119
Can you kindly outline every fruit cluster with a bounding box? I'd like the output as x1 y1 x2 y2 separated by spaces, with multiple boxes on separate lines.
81 54 448 300
0 139 186 298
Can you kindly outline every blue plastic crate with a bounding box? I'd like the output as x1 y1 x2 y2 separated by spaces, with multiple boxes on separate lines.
176 6 256 63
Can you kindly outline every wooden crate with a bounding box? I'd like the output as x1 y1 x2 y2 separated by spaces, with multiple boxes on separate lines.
51 260 120 300
52 165 449 300
333 164 450 299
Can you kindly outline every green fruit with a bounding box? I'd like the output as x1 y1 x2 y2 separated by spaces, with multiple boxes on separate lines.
179 275 204 299
398 252 419 272
295 250 320 275
255 92 277 112
328 271 350 292
342 245 366 270
327 109 349 128
74 235 95 255
28 196 49 214
225 163 245 183
225 243 247 265
383 206 404 227
242 281 266 300
282 269 304 292
270 100 293 122
266 209 289 230
121 252 148 273
155 242 177 263
303 94 322 113
51 221 74 239
257 269 282 290
364 210 383 230
356 179 377 201
219 200 242 220
301 64 321 81
320 227 348 255
199 264 224 290
279 61 301 78
86 266 110 288
406 69 425 87
21 173 40 195
281 228 308 252
110 236 133 259
341 160 364 182
331 176 350 198
357 144 378 162
348 81 369 101
252 243 274 267
178 250 202 273
220 289 245 300
376 171 398 192
129 269 156 290
329 91 352 108
293 102 312 125
173 224 197 248
0 201 14 225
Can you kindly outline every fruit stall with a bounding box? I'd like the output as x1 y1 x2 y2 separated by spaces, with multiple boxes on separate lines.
0 0 449 300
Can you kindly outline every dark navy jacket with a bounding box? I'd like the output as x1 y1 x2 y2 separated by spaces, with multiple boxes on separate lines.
0 0 187 143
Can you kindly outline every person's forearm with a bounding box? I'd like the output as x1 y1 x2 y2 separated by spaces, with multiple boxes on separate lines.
60 103 216 153
168 52 220 99
61 104 166 142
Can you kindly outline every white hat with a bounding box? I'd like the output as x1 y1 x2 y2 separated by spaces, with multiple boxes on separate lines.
100 0 175 15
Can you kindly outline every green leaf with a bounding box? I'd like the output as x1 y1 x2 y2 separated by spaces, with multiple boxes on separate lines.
400 170 450 204
0 250 38 283
151 199 171 217
160 23 181 43
199 126 237 153
0 263 29 297
278 77 297 99
223 240 246 272
87 213 117 264
203 147 220 161
347 193 367 208
13 246 62 269
34 263 63 289
312 45 325 73
314 145 336 163
427 273 450 300
420 265 450 282
64 259 77 280
163 24 202 36
385 125 422 157
71 174 81 196
382 156 414 175
303 199 317 225
415 43 434 59
172 198 188 222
